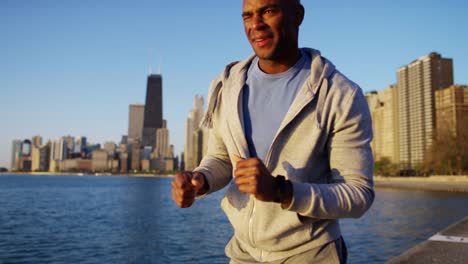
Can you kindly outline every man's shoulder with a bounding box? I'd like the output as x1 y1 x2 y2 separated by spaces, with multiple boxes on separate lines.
328 69 361 97
219 55 255 80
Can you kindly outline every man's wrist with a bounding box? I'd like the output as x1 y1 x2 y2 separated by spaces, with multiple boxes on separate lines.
281 180 293 209
275 175 293 207
194 171 209 195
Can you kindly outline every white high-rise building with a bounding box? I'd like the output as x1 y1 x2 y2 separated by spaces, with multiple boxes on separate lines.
184 95 205 171
156 120 171 158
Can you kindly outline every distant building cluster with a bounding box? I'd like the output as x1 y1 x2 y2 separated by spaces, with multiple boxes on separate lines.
366 52 468 175
10 52 466 176
10 73 178 174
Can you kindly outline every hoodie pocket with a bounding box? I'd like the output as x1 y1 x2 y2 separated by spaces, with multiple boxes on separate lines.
220 183 252 243
252 203 316 252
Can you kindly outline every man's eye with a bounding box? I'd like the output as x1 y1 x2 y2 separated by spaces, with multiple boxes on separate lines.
264 8 276 15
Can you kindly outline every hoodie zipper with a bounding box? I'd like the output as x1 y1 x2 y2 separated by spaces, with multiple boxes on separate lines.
246 81 317 262
248 133 278 262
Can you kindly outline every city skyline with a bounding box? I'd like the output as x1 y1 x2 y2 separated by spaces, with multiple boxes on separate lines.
367 52 467 175
2 0 468 168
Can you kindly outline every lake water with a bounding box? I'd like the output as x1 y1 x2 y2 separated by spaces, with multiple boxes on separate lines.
1 175 467 263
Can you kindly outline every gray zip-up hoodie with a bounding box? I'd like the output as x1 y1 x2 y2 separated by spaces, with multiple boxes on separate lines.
194 48 374 262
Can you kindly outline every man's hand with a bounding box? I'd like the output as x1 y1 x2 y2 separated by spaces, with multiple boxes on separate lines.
171 171 207 208
233 155 278 202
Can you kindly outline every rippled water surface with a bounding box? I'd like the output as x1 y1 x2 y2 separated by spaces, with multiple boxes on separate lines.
1 175 467 263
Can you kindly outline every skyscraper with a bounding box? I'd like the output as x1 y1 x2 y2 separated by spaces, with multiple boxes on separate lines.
62 135 75 156
49 139 68 172
31 145 41 172
130 140 141 172
119 144 129 173
39 145 50 172
434 85 468 174
156 120 170 158
31 135 43 171
20 139 32 172
128 104 145 143
10 139 22 171
435 85 468 138
184 95 205 171
74 136 87 154
397 52 453 169
32 135 42 148
142 74 163 148
184 112 195 171
103 142 117 158
366 85 399 163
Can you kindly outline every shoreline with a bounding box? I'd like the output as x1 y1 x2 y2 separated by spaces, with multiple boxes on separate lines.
374 175 468 193
2 173 468 193
0 171 174 178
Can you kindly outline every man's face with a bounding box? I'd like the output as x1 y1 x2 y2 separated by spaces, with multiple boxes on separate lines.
242 0 301 61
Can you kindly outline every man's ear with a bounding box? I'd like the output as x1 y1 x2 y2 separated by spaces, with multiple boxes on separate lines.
296 4 305 26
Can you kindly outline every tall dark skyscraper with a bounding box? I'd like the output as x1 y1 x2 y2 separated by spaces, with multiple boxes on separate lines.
142 74 163 148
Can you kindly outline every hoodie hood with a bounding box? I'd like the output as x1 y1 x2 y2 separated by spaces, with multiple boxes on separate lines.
201 48 336 129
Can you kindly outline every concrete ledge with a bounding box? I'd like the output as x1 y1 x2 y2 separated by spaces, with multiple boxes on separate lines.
375 176 468 182
375 176 468 193
388 217 468 264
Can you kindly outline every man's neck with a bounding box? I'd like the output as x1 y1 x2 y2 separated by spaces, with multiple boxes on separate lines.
257 49 302 74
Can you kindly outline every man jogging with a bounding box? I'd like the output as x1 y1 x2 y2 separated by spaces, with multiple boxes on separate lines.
172 0 374 263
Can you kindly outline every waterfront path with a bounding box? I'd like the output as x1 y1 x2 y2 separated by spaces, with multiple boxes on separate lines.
388 216 468 263
375 176 468 193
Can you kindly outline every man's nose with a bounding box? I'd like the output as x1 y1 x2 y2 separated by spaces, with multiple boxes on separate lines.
251 14 266 30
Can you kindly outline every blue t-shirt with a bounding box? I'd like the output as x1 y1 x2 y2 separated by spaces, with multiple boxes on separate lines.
242 51 311 162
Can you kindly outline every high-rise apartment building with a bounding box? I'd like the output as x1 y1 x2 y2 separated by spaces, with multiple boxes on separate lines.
19 140 32 172
366 85 399 163
74 136 87 154
32 135 42 148
49 139 67 172
397 52 453 169
39 145 50 172
142 74 163 148
30 135 43 171
92 149 109 172
103 142 117 158
119 144 129 173
184 112 195 171
192 127 209 169
130 141 141 172
435 85 468 140
62 135 75 155
120 135 128 145
31 145 41 172
381 85 399 163
184 95 204 171
128 104 145 144
156 120 170 158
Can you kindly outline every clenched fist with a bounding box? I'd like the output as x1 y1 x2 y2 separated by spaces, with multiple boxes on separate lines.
233 155 278 202
171 171 208 208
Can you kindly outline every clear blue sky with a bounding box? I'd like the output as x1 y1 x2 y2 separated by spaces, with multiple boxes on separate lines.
1 0 467 168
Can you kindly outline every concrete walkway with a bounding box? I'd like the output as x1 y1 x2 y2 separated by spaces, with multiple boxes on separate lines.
388 216 468 263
